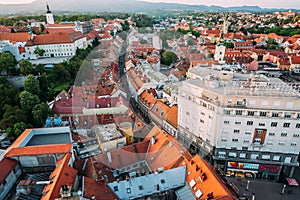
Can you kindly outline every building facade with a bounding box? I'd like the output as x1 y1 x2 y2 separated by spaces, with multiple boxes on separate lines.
178 68 300 181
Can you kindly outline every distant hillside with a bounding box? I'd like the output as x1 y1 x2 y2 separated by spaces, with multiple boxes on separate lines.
0 0 297 15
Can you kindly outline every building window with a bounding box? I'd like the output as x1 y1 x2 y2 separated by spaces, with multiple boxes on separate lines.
269 132 275 136
233 129 240 133
247 121 253 126
266 141 273 145
256 130 263 134
284 113 291 118
260 111 267 116
247 111 255 116
250 154 259 159
221 138 227 142
218 151 226 158
223 110 230 115
273 155 280 161
242 147 248 150
297 113 300 119
272 112 279 117
245 131 251 135
293 133 300 138
271 122 278 127
235 121 241 125
253 138 261 144
232 138 238 142
200 119 204 123
291 143 297 146
296 123 300 128
224 120 229 124
283 123 290 128
279 142 285 146
281 133 287 137
237 100 244 105
236 110 242 115
258 123 265 126
239 153 246 158
243 139 249 143
261 155 270 160
228 152 237 158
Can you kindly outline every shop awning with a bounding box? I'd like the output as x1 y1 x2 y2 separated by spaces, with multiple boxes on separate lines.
286 178 299 186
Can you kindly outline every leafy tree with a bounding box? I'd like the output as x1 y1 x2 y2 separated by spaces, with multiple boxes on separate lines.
0 77 19 117
19 91 40 114
39 23 45 33
32 102 51 127
0 105 27 130
34 47 45 57
19 60 33 75
225 42 234 49
6 122 32 142
50 64 71 83
0 51 17 76
34 64 45 75
24 74 40 95
121 20 130 31
161 51 178 66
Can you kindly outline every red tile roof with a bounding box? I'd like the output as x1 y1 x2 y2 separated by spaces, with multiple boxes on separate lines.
180 155 235 200
291 55 300 64
151 101 170 119
139 90 156 108
83 177 117 200
165 106 178 128
41 152 77 200
5 144 72 157
127 68 144 91
8 129 32 150
25 32 84 46
0 32 31 43
0 157 18 184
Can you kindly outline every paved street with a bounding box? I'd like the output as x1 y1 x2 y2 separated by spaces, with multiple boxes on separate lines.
227 167 300 200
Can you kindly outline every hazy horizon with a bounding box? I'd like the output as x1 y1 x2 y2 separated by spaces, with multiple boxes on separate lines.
0 0 299 9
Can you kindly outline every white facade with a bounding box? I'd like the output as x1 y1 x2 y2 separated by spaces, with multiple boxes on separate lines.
24 37 87 60
46 13 54 25
178 69 300 179
214 44 226 63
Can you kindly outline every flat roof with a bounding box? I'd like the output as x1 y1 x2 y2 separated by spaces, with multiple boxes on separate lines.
9 127 71 150
26 133 71 146
94 123 124 143
108 166 186 200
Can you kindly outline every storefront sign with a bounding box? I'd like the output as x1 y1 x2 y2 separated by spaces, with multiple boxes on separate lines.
258 164 280 173
227 162 259 170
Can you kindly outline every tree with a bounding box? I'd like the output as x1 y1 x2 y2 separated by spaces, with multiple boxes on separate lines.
161 51 178 66
32 102 51 127
0 77 19 117
121 20 130 31
140 38 148 44
24 74 40 95
19 60 33 75
187 38 194 46
39 23 45 33
6 122 32 142
19 91 40 113
0 105 27 130
34 47 45 57
0 51 17 76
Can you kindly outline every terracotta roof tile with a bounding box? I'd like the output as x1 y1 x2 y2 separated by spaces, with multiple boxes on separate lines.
151 101 170 119
139 90 156 108
165 106 178 128
5 144 72 157
0 32 31 43
41 152 77 200
83 176 117 200
8 129 32 150
0 157 18 184
181 155 235 200
25 32 84 46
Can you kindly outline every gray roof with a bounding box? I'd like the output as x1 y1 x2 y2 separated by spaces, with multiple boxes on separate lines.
108 166 187 200
175 184 195 200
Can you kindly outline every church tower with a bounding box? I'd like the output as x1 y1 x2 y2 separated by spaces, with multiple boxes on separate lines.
46 4 54 24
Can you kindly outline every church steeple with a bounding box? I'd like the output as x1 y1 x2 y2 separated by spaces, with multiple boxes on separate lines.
46 4 54 24
46 4 52 14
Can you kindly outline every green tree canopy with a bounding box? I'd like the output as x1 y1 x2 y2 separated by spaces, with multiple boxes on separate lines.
0 77 19 117
19 91 40 113
0 105 27 130
161 51 178 66
24 74 40 95
32 102 51 127
19 60 33 75
34 47 45 57
0 51 17 76
6 122 32 142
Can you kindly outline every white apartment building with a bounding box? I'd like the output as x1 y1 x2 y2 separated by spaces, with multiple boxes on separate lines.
178 67 300 181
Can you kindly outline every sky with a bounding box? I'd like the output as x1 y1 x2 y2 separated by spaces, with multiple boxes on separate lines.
0 0 299 9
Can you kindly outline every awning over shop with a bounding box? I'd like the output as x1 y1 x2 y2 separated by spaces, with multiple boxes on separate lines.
286 178 299 186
